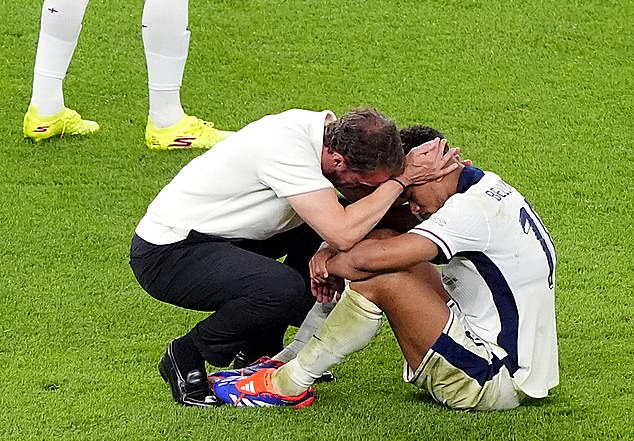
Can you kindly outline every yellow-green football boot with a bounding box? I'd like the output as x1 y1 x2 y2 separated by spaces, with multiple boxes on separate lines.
145 114 233 150
23 104 99 141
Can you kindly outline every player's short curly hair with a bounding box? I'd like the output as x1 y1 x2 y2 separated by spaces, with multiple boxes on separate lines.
324 108 404 174
399 125 448 154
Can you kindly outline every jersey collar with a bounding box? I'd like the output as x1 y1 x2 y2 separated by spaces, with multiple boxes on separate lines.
457 166 485 193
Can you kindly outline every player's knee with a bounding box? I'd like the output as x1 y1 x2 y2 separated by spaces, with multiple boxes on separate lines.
349 274 396 308
352 270 415 308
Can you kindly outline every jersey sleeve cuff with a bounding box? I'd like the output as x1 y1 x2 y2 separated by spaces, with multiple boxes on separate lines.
409 227 453 261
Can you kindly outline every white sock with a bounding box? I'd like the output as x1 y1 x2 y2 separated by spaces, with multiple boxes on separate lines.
31 0 89 116
273 301 336 363
272 288 383 396
142 0 189 128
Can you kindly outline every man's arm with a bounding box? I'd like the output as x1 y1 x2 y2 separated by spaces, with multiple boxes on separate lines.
326 233 440 280
288 138 457 251
287 182 404 251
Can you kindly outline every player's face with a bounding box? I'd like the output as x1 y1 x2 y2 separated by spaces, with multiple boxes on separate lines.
406 184 437 218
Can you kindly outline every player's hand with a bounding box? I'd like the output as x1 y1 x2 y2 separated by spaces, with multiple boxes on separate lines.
311 276 344 303
311 279 335 303
309 243 339 284
397 138 458 186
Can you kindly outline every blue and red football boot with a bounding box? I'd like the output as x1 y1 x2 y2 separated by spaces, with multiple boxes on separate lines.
212 368 314 408
207 357 285 385
208 356 336 386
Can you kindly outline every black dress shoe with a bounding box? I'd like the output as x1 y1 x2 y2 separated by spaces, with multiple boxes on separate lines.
232 350 262 369
158 341 222 407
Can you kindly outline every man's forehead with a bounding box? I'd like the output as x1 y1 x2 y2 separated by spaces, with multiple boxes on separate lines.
358 168 392 183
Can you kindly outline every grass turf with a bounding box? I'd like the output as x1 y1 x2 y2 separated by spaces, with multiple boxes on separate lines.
1 0 632 439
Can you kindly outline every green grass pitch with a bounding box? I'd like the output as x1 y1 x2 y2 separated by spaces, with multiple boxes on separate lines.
1 0 632 439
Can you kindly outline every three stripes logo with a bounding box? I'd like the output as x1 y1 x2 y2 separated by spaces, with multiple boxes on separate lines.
169 137 196 148
229 393 273 407
240 381 256 394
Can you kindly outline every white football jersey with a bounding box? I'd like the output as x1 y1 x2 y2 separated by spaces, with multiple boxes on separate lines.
409 168 558 398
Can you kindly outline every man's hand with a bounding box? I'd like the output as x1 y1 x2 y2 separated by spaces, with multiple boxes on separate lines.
310 243 344 303
454 147 472 167
397 138 458 186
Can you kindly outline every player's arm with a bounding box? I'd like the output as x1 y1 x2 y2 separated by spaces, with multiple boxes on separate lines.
326 233 440 280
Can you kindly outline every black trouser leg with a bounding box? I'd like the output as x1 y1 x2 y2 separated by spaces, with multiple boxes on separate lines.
188 260 307 366
233 223 323 362
237 223 323 272
130 231 312 367
236 223 324 323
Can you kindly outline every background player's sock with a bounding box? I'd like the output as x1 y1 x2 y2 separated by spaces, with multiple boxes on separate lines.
30 0 89 116
142 0 189 128
272 288 382 396
272 301 336 363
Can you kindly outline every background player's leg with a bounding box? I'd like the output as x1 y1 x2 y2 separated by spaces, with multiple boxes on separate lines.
142 0 231 149
24 0 99 141
31 0 89 116
141 0 188 129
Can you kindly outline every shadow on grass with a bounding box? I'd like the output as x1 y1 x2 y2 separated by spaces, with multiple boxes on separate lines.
408 390 559 410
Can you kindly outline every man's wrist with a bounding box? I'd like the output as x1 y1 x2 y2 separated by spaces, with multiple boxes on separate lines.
390 176 411 190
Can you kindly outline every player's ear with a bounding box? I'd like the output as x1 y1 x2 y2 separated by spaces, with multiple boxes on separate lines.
409 201 421 215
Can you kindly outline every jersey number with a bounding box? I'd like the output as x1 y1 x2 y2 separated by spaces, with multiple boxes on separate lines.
519 202 556 289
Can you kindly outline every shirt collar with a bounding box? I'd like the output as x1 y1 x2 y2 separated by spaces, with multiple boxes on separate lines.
457 166 485 193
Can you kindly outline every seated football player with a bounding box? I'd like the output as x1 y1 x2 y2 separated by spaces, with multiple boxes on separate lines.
211 126 559 410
